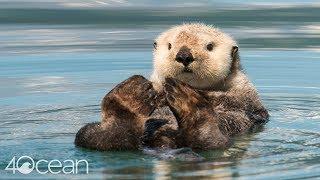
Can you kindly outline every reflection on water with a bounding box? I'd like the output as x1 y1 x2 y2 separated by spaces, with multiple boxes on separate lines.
0 1 320 179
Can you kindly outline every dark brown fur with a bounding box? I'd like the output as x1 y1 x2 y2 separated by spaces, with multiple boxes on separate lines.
142 106 179 149
163 77 268 151
75 75 159 150
75 49 269 151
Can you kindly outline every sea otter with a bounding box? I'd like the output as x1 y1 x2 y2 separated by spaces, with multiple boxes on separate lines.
75 23 269 151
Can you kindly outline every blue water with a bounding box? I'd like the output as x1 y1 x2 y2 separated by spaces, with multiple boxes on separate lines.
0 1 320 179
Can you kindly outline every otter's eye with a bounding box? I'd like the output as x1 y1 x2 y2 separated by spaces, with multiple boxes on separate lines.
168 43 172 50
207 43 214 51
153 42 157 49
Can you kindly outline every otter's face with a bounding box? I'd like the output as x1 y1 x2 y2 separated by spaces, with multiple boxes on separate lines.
151 24 237 90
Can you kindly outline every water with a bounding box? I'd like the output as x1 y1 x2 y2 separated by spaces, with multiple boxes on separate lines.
0 1 320 179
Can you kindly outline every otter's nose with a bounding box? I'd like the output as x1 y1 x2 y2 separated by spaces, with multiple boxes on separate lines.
175 47 194 66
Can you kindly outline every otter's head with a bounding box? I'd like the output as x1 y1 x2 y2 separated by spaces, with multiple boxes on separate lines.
151 23 239 90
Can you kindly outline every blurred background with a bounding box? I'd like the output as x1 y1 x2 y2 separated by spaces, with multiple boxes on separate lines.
0 0 319 179
1 0 320 55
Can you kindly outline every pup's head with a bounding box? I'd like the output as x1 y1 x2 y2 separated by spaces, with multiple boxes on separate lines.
151 23 239 90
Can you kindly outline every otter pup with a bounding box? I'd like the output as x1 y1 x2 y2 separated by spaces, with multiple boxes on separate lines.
75 23 268 151
148 23 269 150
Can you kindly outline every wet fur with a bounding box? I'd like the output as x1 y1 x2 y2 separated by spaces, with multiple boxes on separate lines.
163 76 268 151
75 75 159 150
75 23 269 151
75 72 268 151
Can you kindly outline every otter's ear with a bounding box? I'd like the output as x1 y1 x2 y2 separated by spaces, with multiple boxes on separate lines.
232 46 238 59
230 46 241 71
153 42 157 49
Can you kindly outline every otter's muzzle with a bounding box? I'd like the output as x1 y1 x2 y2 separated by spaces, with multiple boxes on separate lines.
175 46 194 67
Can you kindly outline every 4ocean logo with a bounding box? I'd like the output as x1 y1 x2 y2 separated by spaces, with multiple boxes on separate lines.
5 156 89 174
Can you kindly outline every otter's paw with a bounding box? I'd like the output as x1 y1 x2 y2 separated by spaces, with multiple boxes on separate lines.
102 75 158 117
164 78 207 120
142 119 169 146
142 118 178 149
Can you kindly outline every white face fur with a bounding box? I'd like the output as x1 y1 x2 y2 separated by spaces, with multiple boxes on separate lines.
150 23 237 90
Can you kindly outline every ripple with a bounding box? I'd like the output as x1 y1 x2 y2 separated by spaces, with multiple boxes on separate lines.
0 104 101 142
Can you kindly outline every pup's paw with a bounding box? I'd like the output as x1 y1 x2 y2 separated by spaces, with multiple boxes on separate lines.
142 118 178 148
164 78 206 120
102 75 158 117
142 118 169 145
